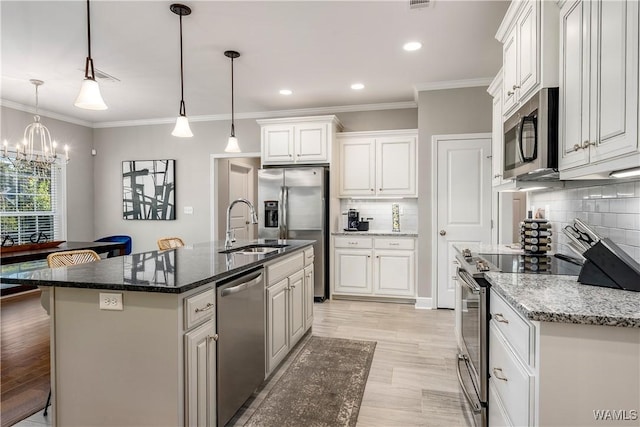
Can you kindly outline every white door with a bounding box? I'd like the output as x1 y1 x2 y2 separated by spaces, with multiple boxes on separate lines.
502 29 518 113
262 125 294 164
435 134 492 309
295 123 328 163
184 319 216 427
228 161 255 241
517 0 538 98
303 264 314 331
374 250 415 296
288 270 305 348
334 249 372 294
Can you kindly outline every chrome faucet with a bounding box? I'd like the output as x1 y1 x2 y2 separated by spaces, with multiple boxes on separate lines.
225 198 259 249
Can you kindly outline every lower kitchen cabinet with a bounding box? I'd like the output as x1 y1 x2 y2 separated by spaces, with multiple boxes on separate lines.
333 236 416 299
184 318 216 427
489 290 640 426
265 247 314 376
304 263 314 330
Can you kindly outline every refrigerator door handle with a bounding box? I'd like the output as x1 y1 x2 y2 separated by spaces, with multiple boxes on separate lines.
282 186 289 238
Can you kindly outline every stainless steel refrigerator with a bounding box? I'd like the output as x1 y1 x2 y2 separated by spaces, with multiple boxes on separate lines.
258 167 329 301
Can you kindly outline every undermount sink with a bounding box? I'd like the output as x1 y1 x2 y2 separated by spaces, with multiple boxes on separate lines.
219 243 289 255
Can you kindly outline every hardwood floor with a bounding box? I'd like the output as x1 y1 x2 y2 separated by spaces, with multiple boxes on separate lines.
13 298 472 427
233 299 473 427
1 290 50 427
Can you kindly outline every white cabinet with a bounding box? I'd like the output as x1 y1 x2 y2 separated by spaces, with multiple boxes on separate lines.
303 263 314 331
559 0 639 178
488 70 512 187
265 247 314 376
338 130 418 198
184 319 216 427
258 116 341 166
333 236 416 299
496 0 559 116
288 270 305 348
266 278 289 375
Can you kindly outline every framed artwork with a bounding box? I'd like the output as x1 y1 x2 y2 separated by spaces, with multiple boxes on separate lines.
122 159 175 220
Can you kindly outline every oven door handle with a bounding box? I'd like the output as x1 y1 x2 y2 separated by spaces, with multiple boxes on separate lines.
456 354 482 414
457 268 480 294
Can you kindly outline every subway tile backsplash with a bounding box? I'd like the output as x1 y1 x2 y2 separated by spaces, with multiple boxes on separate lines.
339 199 418 232
529 179 640 260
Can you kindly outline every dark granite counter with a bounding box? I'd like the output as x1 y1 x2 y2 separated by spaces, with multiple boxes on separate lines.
0 239 314 294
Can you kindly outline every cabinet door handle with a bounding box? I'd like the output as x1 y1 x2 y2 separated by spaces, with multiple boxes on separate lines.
512 85 520 90
582 140 595 149
573 143 582 152
290 284 296 289
493 367 508 381
379 188 382 191
494 313 509 324
297 154 301 157
389 243 399 246
493 173 502 178
195 302 214 313
370 188 374 192
208 334 219 342
507 90 514 96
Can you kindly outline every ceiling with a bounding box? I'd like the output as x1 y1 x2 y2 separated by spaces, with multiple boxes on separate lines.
1 1 509 126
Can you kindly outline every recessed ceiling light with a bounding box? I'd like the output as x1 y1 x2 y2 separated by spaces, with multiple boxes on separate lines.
403 41 422 51
351 83 365 90
279 89 293 96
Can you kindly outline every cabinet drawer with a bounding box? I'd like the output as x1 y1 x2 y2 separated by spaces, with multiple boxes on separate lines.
267 252 304 286
374 238 414 250
304 247 314 266
334 236 373 249
489 323 534 427
490 291 534 365
184 288 215 330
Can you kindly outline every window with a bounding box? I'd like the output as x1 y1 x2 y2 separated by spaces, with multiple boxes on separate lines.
0 160 65 245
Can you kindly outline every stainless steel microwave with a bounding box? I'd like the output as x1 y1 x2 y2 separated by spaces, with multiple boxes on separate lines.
503 88 559 180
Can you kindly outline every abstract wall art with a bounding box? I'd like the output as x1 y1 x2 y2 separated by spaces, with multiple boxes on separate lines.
122 159 175 220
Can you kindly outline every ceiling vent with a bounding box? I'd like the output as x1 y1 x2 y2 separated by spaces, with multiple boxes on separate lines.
78 68 120 83
409 0 430 9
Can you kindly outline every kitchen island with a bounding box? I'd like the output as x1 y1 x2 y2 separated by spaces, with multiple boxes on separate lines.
0 239 314 427
485 271 640 426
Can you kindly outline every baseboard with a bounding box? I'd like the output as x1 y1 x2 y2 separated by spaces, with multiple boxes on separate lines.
414 297 433 310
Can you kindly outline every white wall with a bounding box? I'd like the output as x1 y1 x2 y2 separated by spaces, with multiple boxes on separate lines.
529 180 640 260
417 87 493 299
1 106 95 241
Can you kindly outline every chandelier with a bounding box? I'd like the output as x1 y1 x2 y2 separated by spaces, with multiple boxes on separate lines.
1 79 69 175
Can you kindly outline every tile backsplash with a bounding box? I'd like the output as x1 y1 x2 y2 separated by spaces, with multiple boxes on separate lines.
339 199 418 232
529 180 640 260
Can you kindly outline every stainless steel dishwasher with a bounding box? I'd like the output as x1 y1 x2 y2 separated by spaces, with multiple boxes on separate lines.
217 267 265 426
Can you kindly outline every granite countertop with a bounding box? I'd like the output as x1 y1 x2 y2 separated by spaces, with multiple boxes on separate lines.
332 231 418 237
0 239 314 294
486 272 640 328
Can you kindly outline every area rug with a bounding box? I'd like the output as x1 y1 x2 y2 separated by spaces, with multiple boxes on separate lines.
244 336 376 427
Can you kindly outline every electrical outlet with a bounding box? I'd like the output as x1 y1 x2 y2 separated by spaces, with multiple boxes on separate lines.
184 206 194 215
99 293 123 311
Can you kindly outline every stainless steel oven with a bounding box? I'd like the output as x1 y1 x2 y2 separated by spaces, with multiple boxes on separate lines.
456 258 491 427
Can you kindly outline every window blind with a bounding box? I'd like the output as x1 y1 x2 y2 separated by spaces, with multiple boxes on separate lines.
0 159 65 245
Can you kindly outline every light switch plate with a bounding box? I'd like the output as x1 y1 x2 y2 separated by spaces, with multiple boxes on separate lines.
99 293 123 311
184 206 194 215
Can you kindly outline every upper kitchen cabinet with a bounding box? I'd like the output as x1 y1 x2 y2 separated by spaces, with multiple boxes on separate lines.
337 130 418 198
496 0 559 117
559 0 639 179
488 70 512 188
258 115 342 166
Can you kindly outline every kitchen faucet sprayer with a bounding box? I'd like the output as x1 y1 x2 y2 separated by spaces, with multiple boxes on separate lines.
225 198 258 249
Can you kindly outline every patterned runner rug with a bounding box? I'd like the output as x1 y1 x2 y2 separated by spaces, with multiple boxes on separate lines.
245 336 377 427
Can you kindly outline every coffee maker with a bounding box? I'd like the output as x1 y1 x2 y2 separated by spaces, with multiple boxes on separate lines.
344 209 360 231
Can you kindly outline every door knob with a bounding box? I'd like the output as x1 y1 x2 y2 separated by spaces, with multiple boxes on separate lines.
439 230 446 236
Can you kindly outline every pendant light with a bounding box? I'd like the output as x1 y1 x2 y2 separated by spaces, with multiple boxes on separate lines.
74 0 108 110
224 50 241 152
170 4 193 138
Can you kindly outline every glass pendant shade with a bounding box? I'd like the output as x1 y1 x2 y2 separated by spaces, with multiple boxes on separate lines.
74 78 108 110
225 136 241 153
172 115 193 138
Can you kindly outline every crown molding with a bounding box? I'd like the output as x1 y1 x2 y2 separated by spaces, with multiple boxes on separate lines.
93 101 418 129
0 99 93 128
413 78 494 100
2 98 417 129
